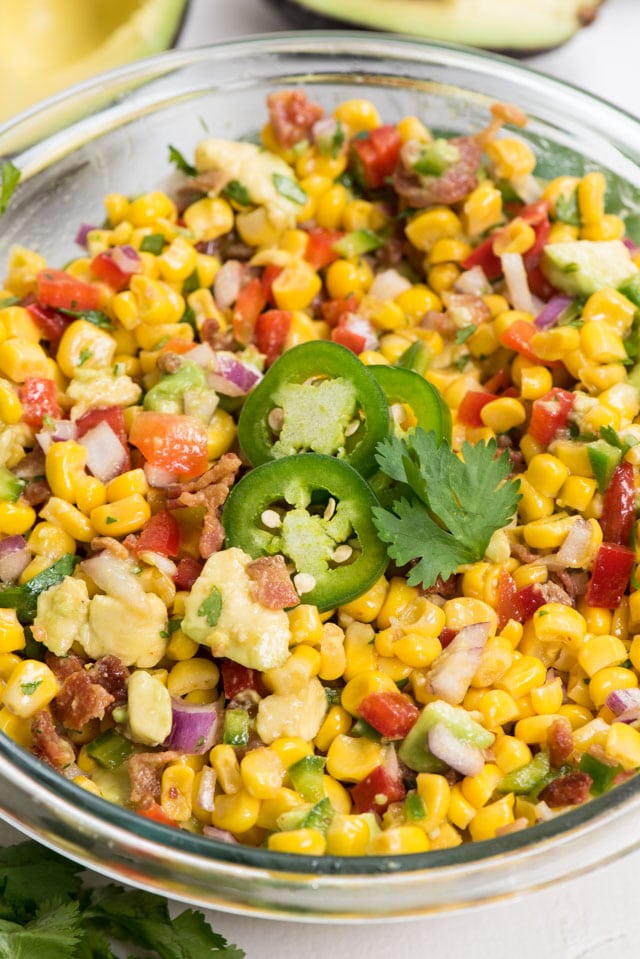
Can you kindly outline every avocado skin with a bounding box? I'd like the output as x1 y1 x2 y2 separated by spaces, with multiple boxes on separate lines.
269 0 605 54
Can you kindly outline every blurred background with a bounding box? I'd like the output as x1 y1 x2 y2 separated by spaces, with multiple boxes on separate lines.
1 0 637 126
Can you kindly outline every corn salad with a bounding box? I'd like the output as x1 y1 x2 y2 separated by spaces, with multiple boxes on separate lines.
0 89 640 857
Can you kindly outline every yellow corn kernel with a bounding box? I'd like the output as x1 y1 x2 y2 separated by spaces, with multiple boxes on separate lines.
128 191 176 227
3 660 59 717
429 237 473 265
395 285 442 325
257 787 305 831
580 320 627 363
444 783 475 830
45 440 87 504
559 704 592 728
156 238 198 285
0 378 22 424
342 199 375 233
325 734 385 783
580 213 624 242
182 196 234 242
0 306 40 342
498 656 547 699
493 735 533 774
367 825 429 855
393 633 442 670
472 636 514 688
0 609 25 653
163 627 198 661
73 475 106 515
492 219 535 257
268 827 327 855
210 789 260 834
517 476 555 523
272 259 322 313
443 597 498 636
525 454 570 499
405 208 462 252
518 365 553 401
334 98 381 133
271 737 313 773
0 706 33 748
263 646 321 697
462 181 503 236
416 773 451 830
486 137 536 179
90 494 150 537
340 575 389 623
514 713 565 744
240 747 285 800
130 274 185 325
323 774 351 814
209 743 242 794
477 690 520 728
469 793 515 842
319 621 346 682
467 323 500 359
583 288 636 336
366 299 405 333
519 432 544 466
341 622 377 681
511 564 547 591
326 813 371 856
530 677 564 715
578 634 628 678
397 115 430 143
313 183 348 230
480 396 526 433
556 475 597 513
167 658 220 698
605 722 640 771
56 320 116 378
160 763 194 821
533 603 587 650
324 259 366 301
0 338 51 382
523 514 578 552
105 468 148 503
314 705 352 753
341 670 398 717
589 666 638 710
0 653 22 682
460 764 501 810
376 578 420 630
4 247 47 297
103 192 129 225
287 604 323 647
0 500 35 536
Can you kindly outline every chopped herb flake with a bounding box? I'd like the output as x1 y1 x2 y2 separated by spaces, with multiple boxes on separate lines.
168 144 196 177
272 173 307 205
199 586 223 627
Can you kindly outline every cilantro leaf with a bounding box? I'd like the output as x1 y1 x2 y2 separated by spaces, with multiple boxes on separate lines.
199 586 223 627
454 325 476 345
0 160 20 217
373 429 521 589
168 145 196 177
272 173 307 206
0 553 79 623
0 902 82 959
60 307 114 329
222 180 251 207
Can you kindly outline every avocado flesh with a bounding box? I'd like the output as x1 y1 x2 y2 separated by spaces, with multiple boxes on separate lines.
0 0 188 123
287 0 604 50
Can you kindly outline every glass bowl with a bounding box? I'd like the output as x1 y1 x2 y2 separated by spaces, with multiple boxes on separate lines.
1 33 640 922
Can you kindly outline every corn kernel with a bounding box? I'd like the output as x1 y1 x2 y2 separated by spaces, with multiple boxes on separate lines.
469 793 515 842
3 659 59 717
268 828 327 855
326 734 385 782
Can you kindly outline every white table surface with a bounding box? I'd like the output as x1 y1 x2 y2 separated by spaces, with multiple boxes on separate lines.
4 0 640 956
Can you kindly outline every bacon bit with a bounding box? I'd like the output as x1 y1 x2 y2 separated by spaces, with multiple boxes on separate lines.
267 90 324 148
90 655 130 711
166 453 242 560
156 351 184 375
90 536 130 560
45 652 86 681
201 317 234 352
539 771 592 807
129 751 181 807
174 555 204 590
393 136 481 208
247 555 300 610
21 477 51 507
547 717 574 768
53 670 114 731
31 710 76 771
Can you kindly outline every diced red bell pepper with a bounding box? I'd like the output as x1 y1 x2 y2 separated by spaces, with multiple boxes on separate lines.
136 510 181 558
76 406 130 469
254 309 292 367
461 235 503 281
600 461 636 546
439 627 458 648
351 764 406 815
90 246 141 291
456 390 499 428
138 802 179 828
515 583 547 622
352 125 402 190
527 387 575 447
129 412 209 478
482 368 512 395
358 691 420 740
220 660 266 700
36 269 100 312
331 325 366 354
261 263 284 307
321 295 359 327
496 568 521 630
232 278 267 345
499 318 543 363
25 301 70 344
173 555 204 591
304 227 344 270
586 542 635 609
18 376 60 429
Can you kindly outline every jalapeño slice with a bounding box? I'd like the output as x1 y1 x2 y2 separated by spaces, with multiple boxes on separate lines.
237 340 389 476
368 365 451 442
223 453 387 612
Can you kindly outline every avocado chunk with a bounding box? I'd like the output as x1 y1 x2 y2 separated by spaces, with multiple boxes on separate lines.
0 0 188 122
274 0 604 51
542 240 638 297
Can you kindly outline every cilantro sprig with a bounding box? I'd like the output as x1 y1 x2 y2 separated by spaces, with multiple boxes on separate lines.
0 840 245 958
372 429 521 589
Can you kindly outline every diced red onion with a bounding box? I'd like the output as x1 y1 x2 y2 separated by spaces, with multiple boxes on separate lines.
143 463 184 489
178 342 212 368
555 517 594 569
110 245 142 276
78 421 127 482
196 765 216 812
340 313 379 352
454 265 490 296
81 553 148 608
36 419 77 454
368 269 411 302
623 237 639 253
534 295 573 330
137 550 178 579
428 722 484 777
165 698 219 754
426 621 490 704
0 536 31 583
501 252 536 314
312 116 341 154
75 223 97 248
606 688 640 723
203 826 238 844
207 352 262 397
213 260 244 310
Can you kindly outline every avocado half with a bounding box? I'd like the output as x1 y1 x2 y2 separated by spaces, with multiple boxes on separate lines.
0 0 189 124
276 0 605 52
